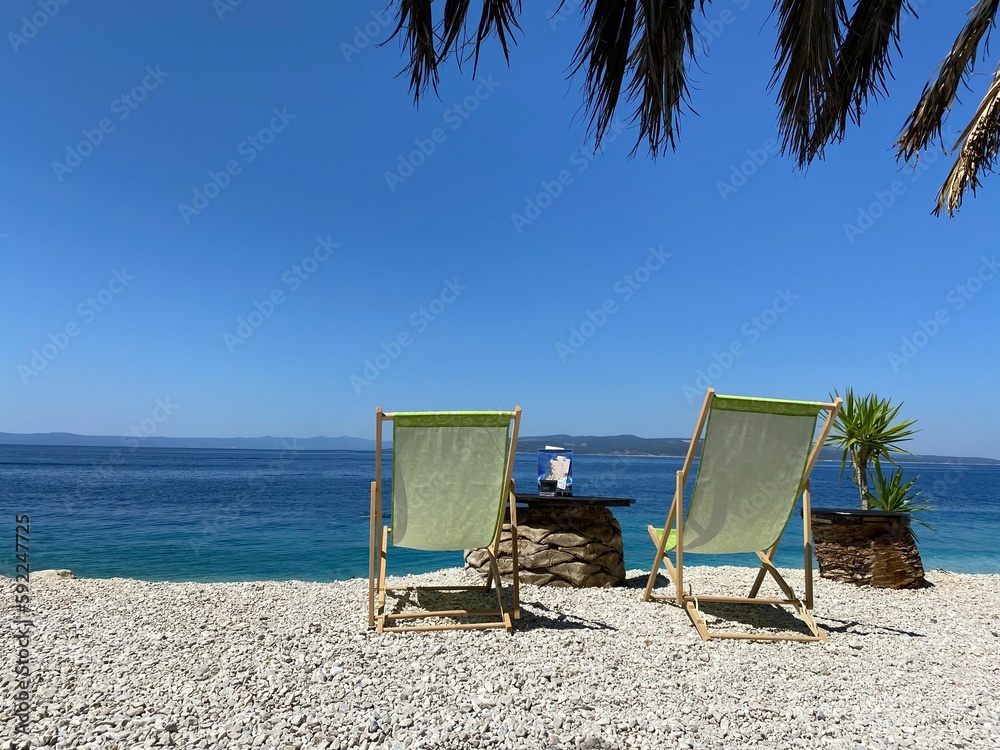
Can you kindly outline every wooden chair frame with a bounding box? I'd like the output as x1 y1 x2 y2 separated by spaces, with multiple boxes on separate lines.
642 389 842 642
367 406 522 633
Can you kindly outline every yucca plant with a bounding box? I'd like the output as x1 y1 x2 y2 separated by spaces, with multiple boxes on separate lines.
866 460 934 529
826 389 918 510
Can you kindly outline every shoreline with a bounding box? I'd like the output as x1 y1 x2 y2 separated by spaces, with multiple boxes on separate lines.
7 566 999 749
9 563 1000 591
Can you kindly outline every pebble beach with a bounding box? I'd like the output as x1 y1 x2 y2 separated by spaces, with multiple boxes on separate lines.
4 567 999 750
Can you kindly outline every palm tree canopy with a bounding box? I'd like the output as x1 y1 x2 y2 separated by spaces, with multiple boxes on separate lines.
386 0 1000 216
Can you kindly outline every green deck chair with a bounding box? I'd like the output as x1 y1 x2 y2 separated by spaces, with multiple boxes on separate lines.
368 407 522 633
642 389 842 642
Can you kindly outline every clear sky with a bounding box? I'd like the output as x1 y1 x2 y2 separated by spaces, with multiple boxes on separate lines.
2 2 997 457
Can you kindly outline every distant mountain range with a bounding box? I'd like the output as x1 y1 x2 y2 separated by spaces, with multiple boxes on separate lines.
516 434 693 456
1 431 996 464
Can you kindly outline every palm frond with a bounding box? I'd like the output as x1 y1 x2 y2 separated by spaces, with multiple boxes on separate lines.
440 0 474 63
571 0 638 148
897 0 999 162
770 0 847 167
388 1 523 102
811 0 912 157
934 63 1000 215
471 0 523 76
388 0 439 100
625 0 701 157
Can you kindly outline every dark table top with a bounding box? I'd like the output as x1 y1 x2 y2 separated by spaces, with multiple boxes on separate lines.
514 493 635 507
812 508 910 525
808 507 911 522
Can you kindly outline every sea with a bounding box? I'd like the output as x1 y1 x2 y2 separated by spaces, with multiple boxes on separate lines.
2 445 998 581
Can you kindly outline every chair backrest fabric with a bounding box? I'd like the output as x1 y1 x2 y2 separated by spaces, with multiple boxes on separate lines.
683 396 821 554
391 412 514 551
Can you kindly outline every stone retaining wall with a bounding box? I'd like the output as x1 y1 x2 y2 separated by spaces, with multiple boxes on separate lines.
465 505 626 587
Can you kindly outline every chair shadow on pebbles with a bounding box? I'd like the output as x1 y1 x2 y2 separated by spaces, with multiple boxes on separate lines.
515 601 616 632
383 589 615 632
818 617 927 638
635 572 817 640
383 588 508 629
689 600 819 640
628 572 663 589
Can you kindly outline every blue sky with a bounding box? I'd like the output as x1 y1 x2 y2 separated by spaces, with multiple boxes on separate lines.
2 1 998 457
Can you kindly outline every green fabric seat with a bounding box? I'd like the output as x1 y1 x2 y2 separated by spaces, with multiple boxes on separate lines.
391 411 514 551
642 389 842 642
368 407 522 633
679 395 822 555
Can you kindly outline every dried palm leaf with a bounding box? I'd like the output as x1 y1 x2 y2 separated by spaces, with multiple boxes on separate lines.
934 63 1000 215
897 0 999 161
770 0 846 167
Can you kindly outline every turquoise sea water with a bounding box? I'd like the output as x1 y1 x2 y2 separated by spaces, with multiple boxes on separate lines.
1 445 998 581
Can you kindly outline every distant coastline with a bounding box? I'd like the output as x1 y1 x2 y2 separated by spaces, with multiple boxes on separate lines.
2 431 998 464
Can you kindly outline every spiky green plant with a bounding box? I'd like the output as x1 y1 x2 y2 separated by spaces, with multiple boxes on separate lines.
866 460 934 529
826 389 918 510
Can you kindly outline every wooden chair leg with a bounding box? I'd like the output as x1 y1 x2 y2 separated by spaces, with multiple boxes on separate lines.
754 550 797 602
376 525 389 633
368 481 378 628
749 545 777 598
644 490 680 602
509 490 520 619
486 551 512 632
643 536 665 601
